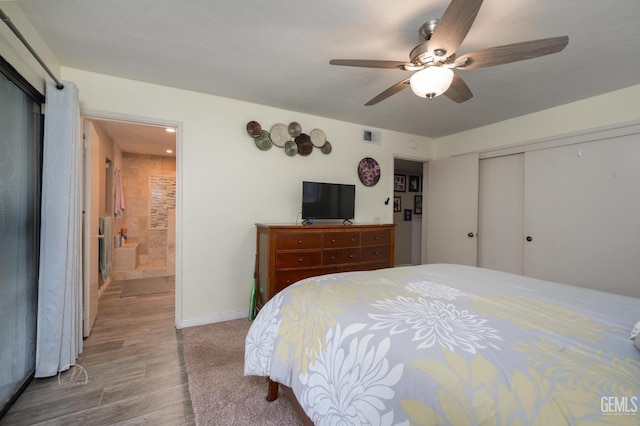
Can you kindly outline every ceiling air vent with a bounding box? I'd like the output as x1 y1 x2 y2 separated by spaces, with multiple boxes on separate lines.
362 128 382 145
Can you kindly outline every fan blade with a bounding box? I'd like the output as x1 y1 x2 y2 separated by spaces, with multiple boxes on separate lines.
330 59 413 70
444 73 473 103
429 0 483 58
455 36 569 70
365 79 411 106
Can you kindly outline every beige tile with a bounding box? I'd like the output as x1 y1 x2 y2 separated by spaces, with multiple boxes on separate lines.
124 269 144 280
113 243 139 271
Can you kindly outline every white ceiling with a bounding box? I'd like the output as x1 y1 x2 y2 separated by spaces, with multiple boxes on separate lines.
14 0 640 141
94 120 176 157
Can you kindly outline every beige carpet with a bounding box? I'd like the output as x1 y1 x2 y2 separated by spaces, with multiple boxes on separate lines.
181 319 304 426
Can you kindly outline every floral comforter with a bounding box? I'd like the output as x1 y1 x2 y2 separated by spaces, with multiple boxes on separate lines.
244 264 640 425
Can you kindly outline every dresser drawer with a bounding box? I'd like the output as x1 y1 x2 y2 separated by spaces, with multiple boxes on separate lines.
275 268 336 293
361 245 390 262
346 260 390 272
276 232 322 250
361 229 391 246
323 248 361 265
255 223 394 315
323 232 360 248
276 250 322 269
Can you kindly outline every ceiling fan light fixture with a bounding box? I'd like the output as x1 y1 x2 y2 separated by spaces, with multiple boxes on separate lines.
409 66 454 99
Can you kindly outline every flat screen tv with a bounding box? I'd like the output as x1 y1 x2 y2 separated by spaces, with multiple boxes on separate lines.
301 181 355 222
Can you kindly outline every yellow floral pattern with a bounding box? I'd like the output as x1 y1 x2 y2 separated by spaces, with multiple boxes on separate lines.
245 264 640 426
276 275 403 373
470 294 611 344
516 337 640 406
404 347 638 425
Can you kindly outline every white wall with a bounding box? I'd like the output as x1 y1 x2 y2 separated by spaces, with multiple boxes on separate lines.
0 3 60 93
6 0 639 323
61 67 435 326
435 84 640 158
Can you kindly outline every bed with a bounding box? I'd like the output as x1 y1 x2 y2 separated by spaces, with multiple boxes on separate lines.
244 264 640 425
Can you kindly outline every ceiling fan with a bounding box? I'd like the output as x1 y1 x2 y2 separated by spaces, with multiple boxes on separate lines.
330 0 569 105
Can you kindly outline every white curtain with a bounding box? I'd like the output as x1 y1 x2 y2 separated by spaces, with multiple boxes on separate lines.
35 79 83 378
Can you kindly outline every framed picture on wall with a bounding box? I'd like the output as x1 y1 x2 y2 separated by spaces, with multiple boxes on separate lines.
414 195 423 215
393 196 401 212
404 209 412 221
408 175 421 192
394 174 406 192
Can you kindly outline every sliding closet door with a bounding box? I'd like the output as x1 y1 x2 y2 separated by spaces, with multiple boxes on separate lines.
524 137 640 298
478 154 524 274
0 71 42 412
426 153 479 265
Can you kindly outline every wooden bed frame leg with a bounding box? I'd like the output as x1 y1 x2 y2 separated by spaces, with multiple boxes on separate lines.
266 379 279 401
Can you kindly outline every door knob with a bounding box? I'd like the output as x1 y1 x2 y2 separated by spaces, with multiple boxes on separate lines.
468 232 475 238
526 236 533 242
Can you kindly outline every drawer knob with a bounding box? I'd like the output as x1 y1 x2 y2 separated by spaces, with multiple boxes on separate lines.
374 236 380 240
286 280 291 284
331 239 336 243
350 238 355 242
298 258 304 262
330 256 336 260
349 254 354 258
298 240 302 244
374 251 379 255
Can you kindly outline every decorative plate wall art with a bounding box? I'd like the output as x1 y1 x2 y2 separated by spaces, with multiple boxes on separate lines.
357 157 381 187
288 122 302 138
270 123 289 147
309 128 326 147
254 130 272 151
246 121 261 137
246 121 331 156
295 134 313 156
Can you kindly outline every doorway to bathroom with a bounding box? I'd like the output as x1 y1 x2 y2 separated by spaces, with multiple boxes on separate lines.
82 114 180 334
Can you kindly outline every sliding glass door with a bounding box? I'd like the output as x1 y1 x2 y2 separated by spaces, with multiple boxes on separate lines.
0 59 43 416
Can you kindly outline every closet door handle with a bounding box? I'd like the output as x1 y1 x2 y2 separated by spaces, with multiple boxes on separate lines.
467 232 475 238
526 236 533 242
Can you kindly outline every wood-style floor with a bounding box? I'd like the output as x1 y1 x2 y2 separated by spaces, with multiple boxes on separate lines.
1 277 195 426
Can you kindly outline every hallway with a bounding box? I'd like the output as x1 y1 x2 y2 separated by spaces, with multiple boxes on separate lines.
1 277 194 425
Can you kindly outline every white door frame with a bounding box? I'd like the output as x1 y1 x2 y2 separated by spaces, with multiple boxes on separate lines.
81 109 184 329
82 120 100 336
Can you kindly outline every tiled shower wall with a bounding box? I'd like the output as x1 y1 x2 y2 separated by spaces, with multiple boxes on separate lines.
115 153 176 268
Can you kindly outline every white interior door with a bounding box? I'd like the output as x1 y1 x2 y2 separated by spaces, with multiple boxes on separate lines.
524 136 640 298
426 153 479 265
478 154 524 274
82 120 99 336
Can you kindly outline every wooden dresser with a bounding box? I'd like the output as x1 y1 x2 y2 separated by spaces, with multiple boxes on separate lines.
255 223 395 311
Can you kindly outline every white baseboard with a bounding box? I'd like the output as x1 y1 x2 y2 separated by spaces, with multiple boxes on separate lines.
98 276 112 299
179 310 248 329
